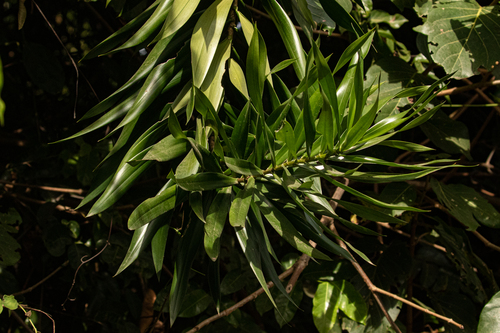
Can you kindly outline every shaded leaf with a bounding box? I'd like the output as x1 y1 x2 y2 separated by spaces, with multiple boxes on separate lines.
176 173 239 191
204 186 232 261
478 291 500 333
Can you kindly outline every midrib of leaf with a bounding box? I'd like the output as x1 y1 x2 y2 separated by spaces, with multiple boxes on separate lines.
449 6 482 75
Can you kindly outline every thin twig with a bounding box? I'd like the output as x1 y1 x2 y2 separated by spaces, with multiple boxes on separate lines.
372 287 464 329
8 193 83 215
1 180 85 194
471 230 500 252
436 79 500 97
33 0 80 118
244 4 345 39
22 305 56 333
13 261 69 296
186 264 296 333
62 219 113 308
462 77 500 115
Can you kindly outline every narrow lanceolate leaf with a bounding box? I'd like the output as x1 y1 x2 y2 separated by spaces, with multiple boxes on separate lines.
205 186 232 261
82 0 160 60
200 38 231 108
176 172 239 191
421 1 500 78
431 178 500 231
229 59 249 99
333 29 375 74
261 0 306 79
88 121 168 216
191 0 233 87
155 0 200 41
334 200 406 224
231 101 251 159
229 177 255 227
128 184 177 230
318 0 363 35
235 223 276 307
170 214 204 325
377 140 434 152
151 216 171 279
225 157 263 176
114 0 174 51
246 26 267 113
253 190 330 260
143 134 191 162
116 215 170 275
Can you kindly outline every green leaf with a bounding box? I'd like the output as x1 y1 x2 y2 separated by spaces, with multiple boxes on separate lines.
151 218 170 279
231 101 251 159
318 0 363 35
191 0 233 87
225 157 263 176
154 0 200 42
229 59 249 99
128 184 177 230
478 291 500 333
253 190 330 260
420 110 471 159
179 289 212 317
377 140 434 152
116 215 170 275
81 0 161 59
421 0 500 78
313 281 367 333
229 178 255 227
204 186 232 261
379 182 417 217
88 121 167 216
176 172 239 191
335 200 407 224
170 214 204 325
333 29 375 74
261 0 306 80
143 134 191 162
0 208 22 266
235 223 276 307
200 38 231 108
207 259 221 312
274 282 303 328
2 295 18 310
369 10 408 29
431 178 500 230
269 59 297 75
114 0 174 51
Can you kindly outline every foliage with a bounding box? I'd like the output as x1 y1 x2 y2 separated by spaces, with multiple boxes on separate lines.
1 0 500 332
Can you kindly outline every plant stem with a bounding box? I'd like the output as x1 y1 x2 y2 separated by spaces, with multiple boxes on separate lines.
0 180 85 194
436 79 500 97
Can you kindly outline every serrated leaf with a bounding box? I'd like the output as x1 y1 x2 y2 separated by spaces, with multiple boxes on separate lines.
191 0 233 87
421 1 500 79
205 186 232 261
431 178 500 230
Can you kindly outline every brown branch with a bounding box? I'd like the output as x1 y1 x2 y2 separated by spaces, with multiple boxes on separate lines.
8 193 83 215
436 79 500 97
244 4 345 39
471 230 500 252
186 264 296 333
372 287 464 329
22 305 56 333
13 261 69 296
11 310 35 333
0 180 85 194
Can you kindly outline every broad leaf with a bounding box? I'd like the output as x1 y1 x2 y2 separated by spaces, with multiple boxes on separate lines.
478 291 500 333
421 0 500 78
431 178 500 230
